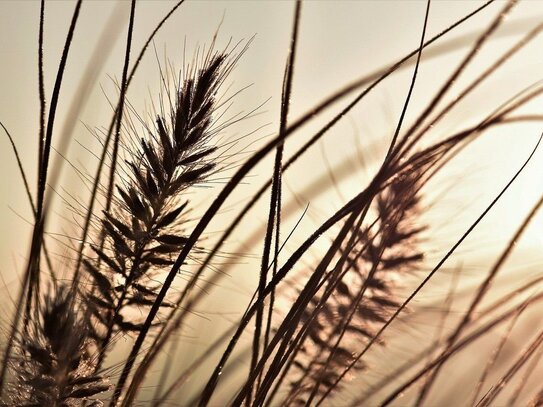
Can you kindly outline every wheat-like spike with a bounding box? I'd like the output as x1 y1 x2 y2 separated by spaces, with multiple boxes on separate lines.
82 52 231 364
7 285 108 407
286 169 425 404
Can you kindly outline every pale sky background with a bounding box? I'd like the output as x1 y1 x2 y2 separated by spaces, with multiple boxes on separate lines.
1 0 542 272
1 1 543 404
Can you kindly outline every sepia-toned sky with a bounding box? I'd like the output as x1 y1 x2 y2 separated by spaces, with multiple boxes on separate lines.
1 1 543 402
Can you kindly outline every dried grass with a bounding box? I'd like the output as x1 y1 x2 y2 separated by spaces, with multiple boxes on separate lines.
1 1 543 406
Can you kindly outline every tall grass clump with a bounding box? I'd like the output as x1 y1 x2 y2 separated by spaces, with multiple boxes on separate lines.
1 0 543 406
83 50 235 366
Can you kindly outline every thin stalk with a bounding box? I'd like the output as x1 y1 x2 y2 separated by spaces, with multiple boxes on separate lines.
0 0 82 395
252 2 301 402
93 0 137 368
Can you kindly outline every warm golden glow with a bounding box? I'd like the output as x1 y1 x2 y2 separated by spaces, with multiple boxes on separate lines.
0 1 542 405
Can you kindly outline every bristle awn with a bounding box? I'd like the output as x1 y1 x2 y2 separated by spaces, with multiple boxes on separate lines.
346 134 543 407
252 1 301 402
